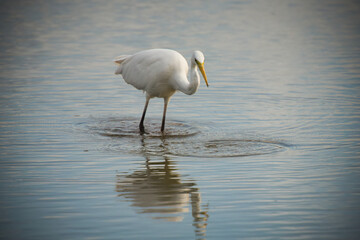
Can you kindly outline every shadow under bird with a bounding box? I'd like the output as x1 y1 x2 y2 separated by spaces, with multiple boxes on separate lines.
114 48 209 133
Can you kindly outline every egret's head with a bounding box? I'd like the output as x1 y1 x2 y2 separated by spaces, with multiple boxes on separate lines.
193 50 205 63
192 50 209 87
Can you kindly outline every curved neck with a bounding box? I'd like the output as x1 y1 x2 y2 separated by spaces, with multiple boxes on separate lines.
179 61 200 95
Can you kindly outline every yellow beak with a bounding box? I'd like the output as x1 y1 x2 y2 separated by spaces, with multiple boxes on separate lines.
197 62 209 87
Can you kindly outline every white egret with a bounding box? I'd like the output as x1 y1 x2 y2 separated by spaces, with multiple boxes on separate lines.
114 49 208 133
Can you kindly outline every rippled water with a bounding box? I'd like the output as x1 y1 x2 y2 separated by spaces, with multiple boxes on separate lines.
1 0 360 239
82 117 288 158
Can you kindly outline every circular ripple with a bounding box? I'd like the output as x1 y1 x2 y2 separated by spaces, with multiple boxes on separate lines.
86 117 200 138
165 138 288 158
80 117 289 158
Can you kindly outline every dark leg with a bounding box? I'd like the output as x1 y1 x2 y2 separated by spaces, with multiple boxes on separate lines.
161 98 169 132
139 98 150 133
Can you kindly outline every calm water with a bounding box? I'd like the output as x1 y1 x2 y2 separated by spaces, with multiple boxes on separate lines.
1 0 360 239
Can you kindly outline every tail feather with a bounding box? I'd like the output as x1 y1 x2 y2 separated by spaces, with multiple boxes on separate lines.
113 55 131 75
114 55 131 64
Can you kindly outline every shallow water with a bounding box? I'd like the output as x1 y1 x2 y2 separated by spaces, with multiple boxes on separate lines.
81 117 288 158
1 0 360 239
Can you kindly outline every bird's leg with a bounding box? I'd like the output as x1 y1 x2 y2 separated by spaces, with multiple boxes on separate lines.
139 98 150 133
161 98 169 133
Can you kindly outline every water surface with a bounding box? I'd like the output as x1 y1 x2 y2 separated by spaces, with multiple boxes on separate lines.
1 0 360 239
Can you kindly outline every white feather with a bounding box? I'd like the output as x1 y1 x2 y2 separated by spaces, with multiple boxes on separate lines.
113 48 208 132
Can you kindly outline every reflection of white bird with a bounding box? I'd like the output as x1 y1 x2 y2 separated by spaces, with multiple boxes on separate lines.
114 49 208 133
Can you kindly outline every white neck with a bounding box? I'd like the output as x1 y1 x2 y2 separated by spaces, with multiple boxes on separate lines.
178 59 200 95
